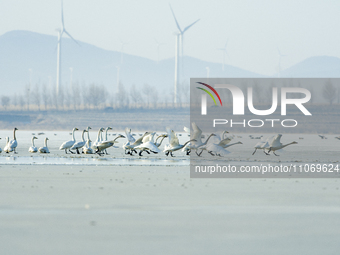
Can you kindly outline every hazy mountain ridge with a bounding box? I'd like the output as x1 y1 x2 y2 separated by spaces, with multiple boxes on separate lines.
0 30 260 96
281 56 340 78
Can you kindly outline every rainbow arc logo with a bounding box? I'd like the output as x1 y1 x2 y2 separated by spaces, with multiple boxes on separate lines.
196 82 223 106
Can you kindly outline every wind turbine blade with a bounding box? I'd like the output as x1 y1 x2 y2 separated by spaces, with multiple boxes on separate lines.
61 0 65 28
169 4 182 33
64 30 80 46
182 19 200 33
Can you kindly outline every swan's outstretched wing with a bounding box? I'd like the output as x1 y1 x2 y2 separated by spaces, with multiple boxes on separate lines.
142 133 154 143
133 132 149 147
191 122 202 142
125 128 135 143
166 127 179 147
218 137 232 147
269 134 282 148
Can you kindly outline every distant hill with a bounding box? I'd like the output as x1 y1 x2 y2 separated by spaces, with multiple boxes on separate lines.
0 30 261 97
281 56 340 78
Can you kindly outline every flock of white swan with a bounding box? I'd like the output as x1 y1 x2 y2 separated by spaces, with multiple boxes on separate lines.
0 123 307 157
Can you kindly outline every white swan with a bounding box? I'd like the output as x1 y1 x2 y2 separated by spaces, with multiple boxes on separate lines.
8 127 18 153
71 129 86 154
164 127 195 157
124 132 151 156
204 143 231 157
268 134 298 156
104 127 112 141
83 139 93 154
135 132 160 156
200 132 238 157
187 122 216 156
123 127 136 154
82 126 92 153
102 127 113 154
252 135 275 155
94 134 125 156
3 137 12 153
0 138 2 153
59 127 78 154
38 138 50 153
28 136 38 153
92 127 104 149
155 134 168 147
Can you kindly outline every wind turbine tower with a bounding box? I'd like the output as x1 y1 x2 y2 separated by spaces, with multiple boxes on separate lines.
174 32 180 104
56 0 80 96
169 4 200 104
218 40 229 71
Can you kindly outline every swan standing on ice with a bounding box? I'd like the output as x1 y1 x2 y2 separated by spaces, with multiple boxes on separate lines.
164 128 195 157
82 127 92 154
38 138 50 153
59 127 78 154
71 129 86 154
8 127 18 153
102 127 113 154
83 139 93 154
92 127 104 149
135 132 160 156
268 134 298 156
3 137 12 153
28 136 38 153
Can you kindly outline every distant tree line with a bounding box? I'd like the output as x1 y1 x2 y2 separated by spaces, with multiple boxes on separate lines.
0 81 190 111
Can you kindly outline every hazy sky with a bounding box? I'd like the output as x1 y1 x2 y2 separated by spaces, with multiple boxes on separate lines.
1 0 340 76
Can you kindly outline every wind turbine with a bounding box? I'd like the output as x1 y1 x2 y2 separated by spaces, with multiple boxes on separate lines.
169 4 200 104
115 66 120 93
69 67 73 88
277 47 287 78
173 32 180 104
155 39 165 64
56 0 80 96
218 40 230 71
